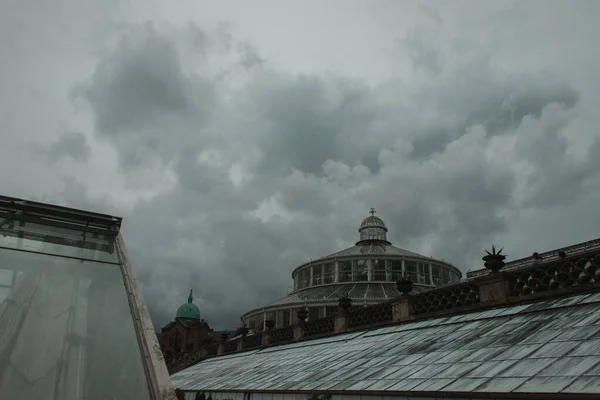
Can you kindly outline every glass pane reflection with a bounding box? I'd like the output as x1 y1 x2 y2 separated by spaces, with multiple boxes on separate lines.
0 247 150 400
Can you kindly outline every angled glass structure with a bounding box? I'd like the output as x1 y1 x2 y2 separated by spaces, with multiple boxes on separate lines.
0 195 173 400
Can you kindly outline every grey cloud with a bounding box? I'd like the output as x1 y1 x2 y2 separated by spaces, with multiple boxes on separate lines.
248 74 388 177
49 14 600 330
73 23 217 171
45 131 92 163
410 74 579 159
403 27 443 75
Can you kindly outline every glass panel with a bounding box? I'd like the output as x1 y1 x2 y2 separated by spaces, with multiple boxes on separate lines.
0 247 150 400
247 315 257 330
0 220 119 263
441 268 451 284
352 260 368 282
297 268 310 289
405 261 418 282
338 261 352 282
312 265 322 286
388 260 402 281
432 265 441 285
418 263 430 284
323 263 335 284
277 310 290 328
372 259 386 281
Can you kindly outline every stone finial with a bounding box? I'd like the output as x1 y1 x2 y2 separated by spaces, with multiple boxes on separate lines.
483 245 506 273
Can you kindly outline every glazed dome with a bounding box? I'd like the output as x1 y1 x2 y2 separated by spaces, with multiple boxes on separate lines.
356 208 390 245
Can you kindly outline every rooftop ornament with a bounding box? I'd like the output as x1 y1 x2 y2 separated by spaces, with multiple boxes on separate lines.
395 276 414 295
296 308 308 322
483 245 506 273
338 295 353 311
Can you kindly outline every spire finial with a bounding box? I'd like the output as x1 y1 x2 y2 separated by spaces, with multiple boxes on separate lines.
369 207 376 216
187 289 193 304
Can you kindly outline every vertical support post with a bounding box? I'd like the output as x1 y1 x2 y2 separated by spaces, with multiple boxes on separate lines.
334 260 339 283
428 263 434 285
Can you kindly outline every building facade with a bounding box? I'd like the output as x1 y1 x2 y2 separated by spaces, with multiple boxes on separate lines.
160 290 215 364
242 210 461 331
171 240 600 400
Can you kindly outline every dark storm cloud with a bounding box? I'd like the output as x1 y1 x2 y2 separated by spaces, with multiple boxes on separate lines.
248 74 387 176
45 131 92 163
67 20 600 331
410 70 580 159
73 23 217 171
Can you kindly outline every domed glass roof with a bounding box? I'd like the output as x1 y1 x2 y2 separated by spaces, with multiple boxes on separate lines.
357 208 390 245
176 289 201 320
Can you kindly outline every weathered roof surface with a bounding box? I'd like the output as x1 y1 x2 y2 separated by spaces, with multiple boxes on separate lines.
260 283 432 308
172 291 600 396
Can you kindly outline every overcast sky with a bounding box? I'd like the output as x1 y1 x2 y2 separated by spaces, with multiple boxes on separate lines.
1 0 599 330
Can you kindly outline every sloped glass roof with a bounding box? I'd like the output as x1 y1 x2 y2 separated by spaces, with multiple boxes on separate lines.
173 292 600 396
0 195 172 400
314 243 430 261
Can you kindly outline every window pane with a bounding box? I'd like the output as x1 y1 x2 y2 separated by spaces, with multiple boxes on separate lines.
323 263 335 284
312 265 322 285
389 260 402 281
372 259 386 281
297 268 310 289
338 261 352 282
418 263 431 284
0 247 151 400
442 268 451 284
353 259 368 281
406 261 418 282
277 310 290 328
432 265 441 285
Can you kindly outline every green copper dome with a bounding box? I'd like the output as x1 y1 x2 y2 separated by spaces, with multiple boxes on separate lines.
176 290 201 320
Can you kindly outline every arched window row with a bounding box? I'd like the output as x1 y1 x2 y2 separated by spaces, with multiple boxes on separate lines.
293 259 460 290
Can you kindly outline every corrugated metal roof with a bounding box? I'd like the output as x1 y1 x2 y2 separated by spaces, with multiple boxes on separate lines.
172 292 600 396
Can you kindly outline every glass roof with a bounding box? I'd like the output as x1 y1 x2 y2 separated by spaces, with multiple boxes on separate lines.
173 292 600 396
0 195 172 400
253 283 431 309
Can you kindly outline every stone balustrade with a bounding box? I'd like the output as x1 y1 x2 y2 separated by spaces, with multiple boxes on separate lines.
167 248 600 374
